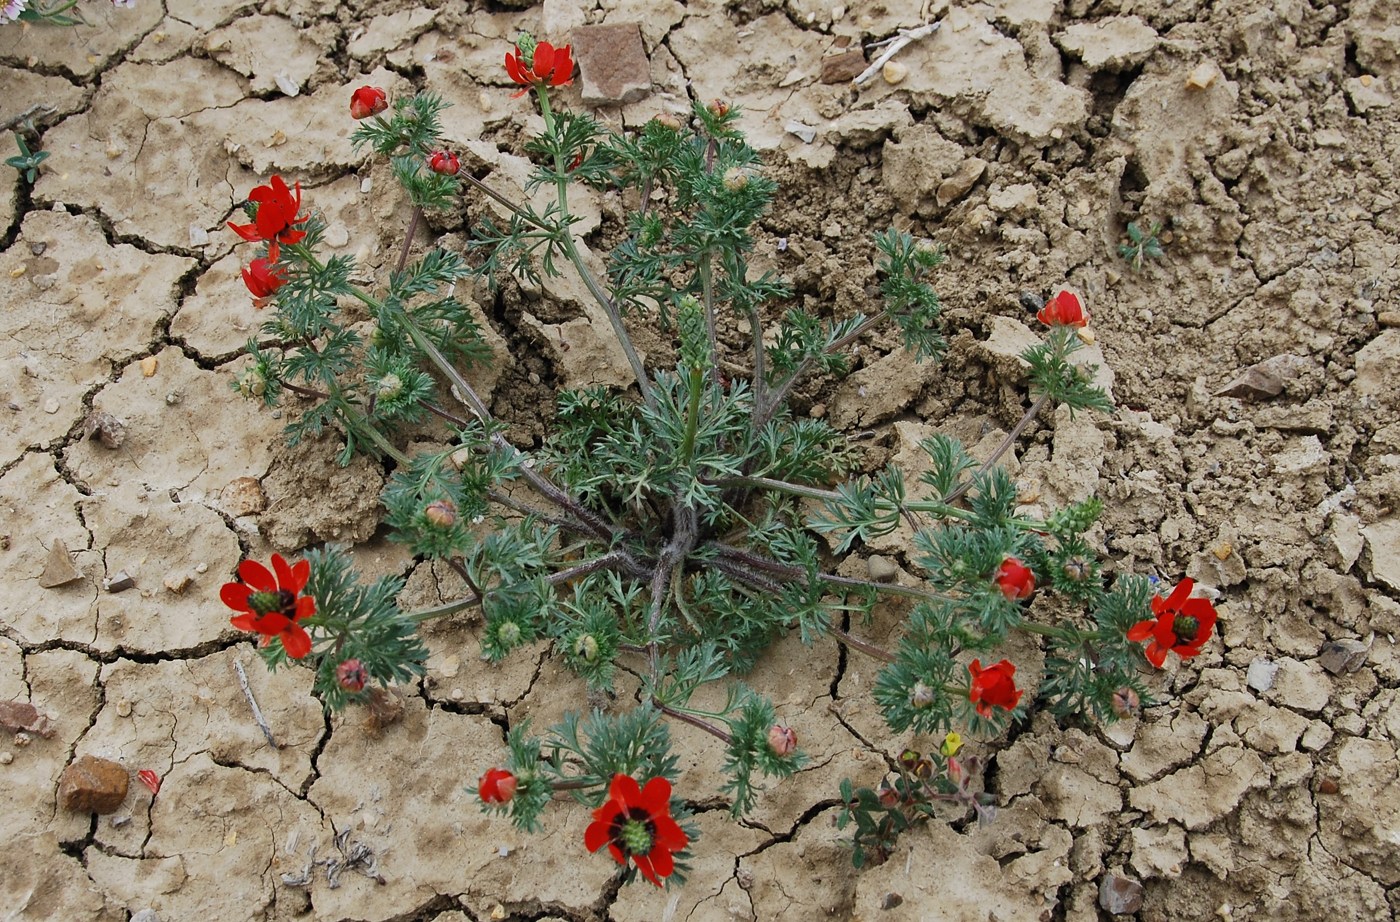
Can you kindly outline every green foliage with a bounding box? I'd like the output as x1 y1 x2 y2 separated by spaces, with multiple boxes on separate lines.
5 132 49 183
1118 219 1166 270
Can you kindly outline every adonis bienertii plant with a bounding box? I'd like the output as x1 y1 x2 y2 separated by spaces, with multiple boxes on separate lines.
219 32 1220 884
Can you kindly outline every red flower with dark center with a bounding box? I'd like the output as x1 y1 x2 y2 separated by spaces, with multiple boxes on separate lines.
350 85 388 120
1127 577 1218 668
1037 289 1088 327
220 553 315 659
504 41 574 98
967 659 1022 718
428 149 460 175
994 557 1035 601
227 175 309 260
478 768 517 804
241 256 286 307
584 774 688 887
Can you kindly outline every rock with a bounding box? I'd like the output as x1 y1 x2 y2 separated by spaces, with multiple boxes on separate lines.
59 754 130 814
1362 518 1400 592
1344 75 1393 113
1186 61 1219 89
1265 657 1331 713
130 910 160 922
820 49 867 83
1098 872 1144 914
82 411 127 449
1213 354 1312 399
0 700 54 737
1317 638 1369 675
936 157 987 207
882 61 908 84
1057 16 1159 71
867 555 899 582
38 538 83 588
1246 658 1278 693
103 570 136 593
219 476 267 518
572 23 652 105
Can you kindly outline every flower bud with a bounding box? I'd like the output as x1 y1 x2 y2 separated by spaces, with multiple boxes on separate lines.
498 621 522 646
909 681 934 709
912 757 934 780
350 86 388 120
376 373 403 400
994 557 1035 601
336 658 368 693
574 633 599 662
425 498 457 528
940 731 963 758
478 767 517 804
877 783 899 807
1063 555 1092 582
651 112 682 131
1111 686 1141 719
707 98 730 118
237 368 267 399
767 724 798 757
898 748 920 771
428 149 460 176
722 166 751 192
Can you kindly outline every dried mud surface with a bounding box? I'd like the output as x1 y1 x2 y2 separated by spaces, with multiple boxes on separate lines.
3 1 1400 920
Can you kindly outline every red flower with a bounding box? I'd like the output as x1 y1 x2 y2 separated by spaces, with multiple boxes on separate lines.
428 149 460 175
1127 577 1218 668
504 41 574 98
241 256 286 307
350 85 388 120
478 768 517 804
967 659 1022 718
336 659 368 693
584 774 688 887
227 175 308 260
994 557 1035 601
220 554 315 659
1037 289 1088 327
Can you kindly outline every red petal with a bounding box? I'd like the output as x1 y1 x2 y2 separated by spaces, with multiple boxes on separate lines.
505 50 529 85
646 842 675 879
967 659 984 680
1145 641 1168 668
237 559 275 592
631 852 663 887
534 42 555 79
294 595 316 621
281 623 312 659
288 557 310 594
229 612 258 631
270 553 294 590
550 46 574 86
138 769 161 794
584 818 612 854
228 221 261 242
652 814 688 853
637 776 673 814
220 582 253 612
1126 619 1156 642
609 773 644 810
254 201 287 239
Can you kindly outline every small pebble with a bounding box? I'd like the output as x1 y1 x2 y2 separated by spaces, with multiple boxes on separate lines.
115 699 132 718
43 399 60 414
28 241 46 256
140 357 159 377
0 752 12 764
163 571 192 594
881 61 908 85
451 688 465 701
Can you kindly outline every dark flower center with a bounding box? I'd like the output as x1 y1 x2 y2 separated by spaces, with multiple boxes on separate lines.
248 588 296 618
611 807 656 856
1171 615 1199 645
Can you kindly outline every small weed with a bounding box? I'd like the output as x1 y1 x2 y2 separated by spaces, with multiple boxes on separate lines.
1118 220 1165 270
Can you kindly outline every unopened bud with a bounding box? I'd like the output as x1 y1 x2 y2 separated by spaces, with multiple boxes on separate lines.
336 658 368 693
940 731 963 758
425 498 457 528
574 633 599 662
1111 686 1141 719
651 112 682 131
767 724 798 757
376 373 403 400
498 621 522 646
910 681 934 709
912 757 934 780
1063 555 1092 582
237 368 267 398
707 99 730 118
898 748 920 771
722 166 751 191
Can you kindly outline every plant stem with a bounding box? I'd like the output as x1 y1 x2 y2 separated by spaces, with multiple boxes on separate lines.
756 308 891 429
941 393 1048 504
829 626 897 663
653 700 733 745
395 206 422 277
404 552 631 623
699 252 719 383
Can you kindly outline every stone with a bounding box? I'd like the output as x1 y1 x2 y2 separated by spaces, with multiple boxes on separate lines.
1246 658 1278 692
219 476 268 518
1317 638 1369 675
1355 331 1400 408
1213 354 1311 399
0 700 54 737
1362 518 1400 592
103 570 136 593
82 411 127 449
936 157 987 207
820 49 867 83
59 754 130 814
1098 872 1144 914
572 23 652 105
38 538 83 588
867 555 899 582
1264 657 1331 714
882 61 908 84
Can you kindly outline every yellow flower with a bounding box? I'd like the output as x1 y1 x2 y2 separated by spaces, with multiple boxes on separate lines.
940 731 963 758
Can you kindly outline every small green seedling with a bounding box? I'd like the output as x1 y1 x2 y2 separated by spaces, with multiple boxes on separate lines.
6 132 50 184
1118 220 1165 271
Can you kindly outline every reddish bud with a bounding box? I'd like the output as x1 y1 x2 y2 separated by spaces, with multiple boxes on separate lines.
337 658 368 693
1036 289 1088 328
428 149 460 176
707 99 730 118
479 767 517 804
138 769 161 795
651 112 682 131
425 498 457 528
350 86 388 120
995 557 1035 601
767 724 798 757
1111 686 1141 718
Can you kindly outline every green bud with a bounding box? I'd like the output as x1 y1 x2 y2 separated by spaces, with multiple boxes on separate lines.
498 621 522 646
376 373 403 400
237 368 267 398
514 32 537 66
574 634 599 662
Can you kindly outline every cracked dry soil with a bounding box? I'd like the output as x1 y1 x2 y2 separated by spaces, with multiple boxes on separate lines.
2 0 1400 920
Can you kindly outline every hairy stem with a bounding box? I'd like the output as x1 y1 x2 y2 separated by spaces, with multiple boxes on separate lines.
654 700 733 745
829 626 897 663
941 393 1048 504
405 552 632 623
